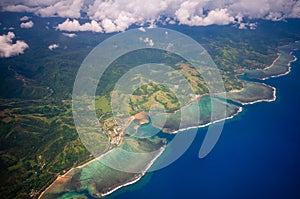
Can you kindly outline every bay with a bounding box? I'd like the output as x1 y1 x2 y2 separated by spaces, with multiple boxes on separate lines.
110 51 300 199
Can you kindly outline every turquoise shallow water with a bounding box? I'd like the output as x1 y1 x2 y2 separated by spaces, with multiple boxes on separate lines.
109 51 300 199
58 50 300 199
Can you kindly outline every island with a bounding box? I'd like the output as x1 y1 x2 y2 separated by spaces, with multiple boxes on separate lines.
38 40 299 198
0 14 300 199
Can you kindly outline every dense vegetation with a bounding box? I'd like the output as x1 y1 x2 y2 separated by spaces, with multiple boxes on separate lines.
0 12 300 198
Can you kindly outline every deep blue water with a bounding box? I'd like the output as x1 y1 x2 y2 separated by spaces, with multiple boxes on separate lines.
109 51 300 199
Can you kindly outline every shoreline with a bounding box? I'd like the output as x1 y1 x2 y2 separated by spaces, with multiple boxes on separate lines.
99 104 244 196
39 145 166 199
239 84 277 106
39 46 299 199
38 148 112 198
38 166 74 199
236 48 298 105
100 146 166 197
165 106 243 135
261 55 297 80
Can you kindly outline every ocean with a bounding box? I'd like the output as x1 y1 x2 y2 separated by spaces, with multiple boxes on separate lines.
109 50 300 199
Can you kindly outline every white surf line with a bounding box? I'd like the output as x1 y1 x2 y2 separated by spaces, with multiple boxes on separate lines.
262 52 298 80
168 106 243 135
239 84 277 106
247 51 299 104
101 146 166 197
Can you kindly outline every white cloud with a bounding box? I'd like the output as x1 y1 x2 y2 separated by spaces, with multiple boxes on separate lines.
20 20 34 28
290 1 300 18
238 22 257 30
141 37 154 47
202 8 235 25
138 27 146 32
2 0 300 33
86 0 177 32
249 23 257 30
20 16 30 21
37 0 83 18
176 5 235 26
168 20 176 25
4 0 83 18
48 43 59 50
101 18 117 33
56 18 103 33
4 4 37 13
0 32 29 58
238 23 247 29
174 1 203 25
62 33 77 38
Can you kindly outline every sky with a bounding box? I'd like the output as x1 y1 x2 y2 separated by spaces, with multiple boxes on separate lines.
1 0 300 33
1 0 300 57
